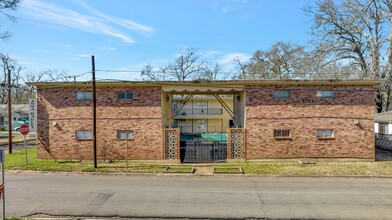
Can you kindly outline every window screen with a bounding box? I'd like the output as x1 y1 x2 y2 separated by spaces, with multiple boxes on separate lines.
117 130 135 139
117 92 134 100
274 90 290 98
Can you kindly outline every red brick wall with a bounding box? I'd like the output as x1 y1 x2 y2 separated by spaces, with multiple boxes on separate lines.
245 85 375 159
37 86 162 160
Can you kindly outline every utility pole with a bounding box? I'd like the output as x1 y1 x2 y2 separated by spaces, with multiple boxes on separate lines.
7 69 12 154
92 55 97 168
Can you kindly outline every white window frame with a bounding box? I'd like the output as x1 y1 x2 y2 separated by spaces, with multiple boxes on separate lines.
273 129 291 138
274 89 290 99
76 92 92 101
316 129 334 138
117 130 135 139
76 130 93 139
316 90 333 98
117 91 134 100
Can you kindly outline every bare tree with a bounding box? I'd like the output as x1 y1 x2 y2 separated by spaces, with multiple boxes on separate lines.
0 53 28 104
234 42 310 80
39 69 70 82
141 48 224 81
0 0 20 41
161 48 206 81
199 62 226 80
141 64 165 81
304 0 392 112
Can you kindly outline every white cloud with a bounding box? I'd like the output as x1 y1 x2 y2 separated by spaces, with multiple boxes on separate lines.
74 54 90 58
22 0 155 44
72 0 155 36
214 0 248 14
218 53 251 64
100 47 116 51
199 50 221 57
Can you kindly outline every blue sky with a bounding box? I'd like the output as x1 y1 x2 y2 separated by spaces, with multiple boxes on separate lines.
1 0 313 81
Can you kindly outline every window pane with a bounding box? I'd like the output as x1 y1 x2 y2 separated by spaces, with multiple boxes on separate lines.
274 129 290 137
76 131 84 138
118 92 125 99
324 130 333 137
76 92 92 100
76 130 92 139
317 129 333 137
84 92 92 100
316 91 333 98
274 90 290 98
76 92 84 100
85 131 92 138
118 92 133 100
127 130 134 139
316 130 324 137
117 130 135 138
125 92 133 100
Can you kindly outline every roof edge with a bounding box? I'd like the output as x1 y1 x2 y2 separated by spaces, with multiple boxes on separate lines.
27 79 381 88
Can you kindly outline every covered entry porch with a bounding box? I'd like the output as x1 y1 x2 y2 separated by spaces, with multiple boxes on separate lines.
161 84 246 162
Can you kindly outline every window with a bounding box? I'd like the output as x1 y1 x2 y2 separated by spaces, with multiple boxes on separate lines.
378 123 389 134
117 92 134 100
316 129 334 138
316 90 333 98
197 102 206 107
76 130 92 139
274 89 290 98
117 130 135 139
274 129 291 138
76 92 92 101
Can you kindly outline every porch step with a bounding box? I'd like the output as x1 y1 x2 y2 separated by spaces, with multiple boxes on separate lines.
194 166 214 175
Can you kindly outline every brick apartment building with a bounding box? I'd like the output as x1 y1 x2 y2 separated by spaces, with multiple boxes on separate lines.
29 80 376 162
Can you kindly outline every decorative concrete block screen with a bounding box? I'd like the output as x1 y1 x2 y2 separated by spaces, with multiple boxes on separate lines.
227 128 246 159
162 128 180 160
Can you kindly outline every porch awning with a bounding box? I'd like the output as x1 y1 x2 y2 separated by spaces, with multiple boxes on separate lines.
162 85 244 93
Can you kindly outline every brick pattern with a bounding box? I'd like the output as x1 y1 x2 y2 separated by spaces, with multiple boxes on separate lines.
37 86 162 160
227 128 246 159
37 84 376 161
245 85 375 159
162 128 180 160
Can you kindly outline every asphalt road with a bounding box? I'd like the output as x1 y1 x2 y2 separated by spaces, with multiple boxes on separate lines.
0 140 36 153
4 173 392 219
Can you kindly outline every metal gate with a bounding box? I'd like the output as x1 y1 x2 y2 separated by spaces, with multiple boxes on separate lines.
182 141 227 163
375 133 392 151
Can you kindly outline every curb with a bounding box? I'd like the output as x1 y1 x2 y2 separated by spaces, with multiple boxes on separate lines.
6 169 392 178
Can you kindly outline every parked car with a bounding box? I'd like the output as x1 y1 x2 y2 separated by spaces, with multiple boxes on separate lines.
13 127 20 131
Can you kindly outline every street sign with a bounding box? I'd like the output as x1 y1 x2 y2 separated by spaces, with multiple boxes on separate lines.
29 99 37 132
20 124 29 136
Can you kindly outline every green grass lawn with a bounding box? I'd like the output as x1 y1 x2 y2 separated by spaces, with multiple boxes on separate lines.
213 166 243 174
4 148 166 173
5 147 392 176
164 166 195 173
